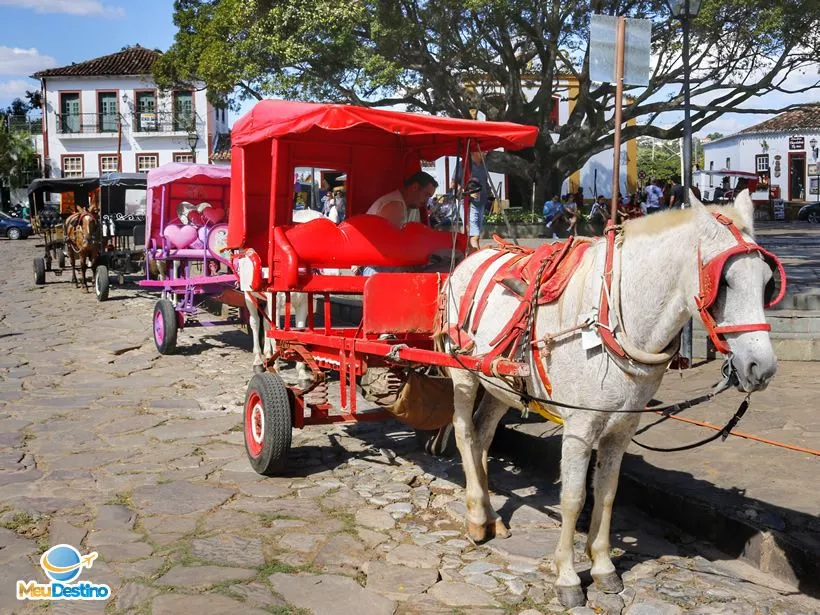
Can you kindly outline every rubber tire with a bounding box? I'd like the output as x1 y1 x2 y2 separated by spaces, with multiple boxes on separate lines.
33 257 46 285
153 299 178 355
95 265 110 301
244 372 293 475
7 228 21 240
58 252 66 269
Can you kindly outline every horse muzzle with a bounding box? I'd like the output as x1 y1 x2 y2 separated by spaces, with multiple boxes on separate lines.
730 353 777 393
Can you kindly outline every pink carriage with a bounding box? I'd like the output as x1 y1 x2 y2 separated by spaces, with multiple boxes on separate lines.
140 163 237 354
227 100 538 474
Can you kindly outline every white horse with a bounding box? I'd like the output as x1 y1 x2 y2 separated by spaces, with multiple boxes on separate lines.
441 190 778 607
245 209 338 376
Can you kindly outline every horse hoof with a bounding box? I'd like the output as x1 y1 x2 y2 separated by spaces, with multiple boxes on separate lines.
253 364 265 374
493 518 511 539
556 585 585 608
467 521 490 544
593 571 623 594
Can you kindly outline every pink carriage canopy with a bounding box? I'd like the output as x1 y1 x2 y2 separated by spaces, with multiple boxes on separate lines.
145 163 232 249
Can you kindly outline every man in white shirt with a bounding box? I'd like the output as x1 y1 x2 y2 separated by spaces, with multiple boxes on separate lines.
367 171 438 227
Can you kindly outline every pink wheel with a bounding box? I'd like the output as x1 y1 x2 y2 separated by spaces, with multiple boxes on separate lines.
153 299 178 354
243 372 292 475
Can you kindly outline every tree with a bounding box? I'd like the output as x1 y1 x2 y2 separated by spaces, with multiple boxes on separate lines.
0 99 39 189
155 0 820 205
637 138 681 183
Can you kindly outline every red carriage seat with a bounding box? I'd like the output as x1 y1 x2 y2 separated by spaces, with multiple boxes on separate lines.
278 214 463 268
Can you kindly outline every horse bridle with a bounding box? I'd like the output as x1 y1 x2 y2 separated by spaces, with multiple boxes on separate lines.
695 212 786 355
598 211 786 363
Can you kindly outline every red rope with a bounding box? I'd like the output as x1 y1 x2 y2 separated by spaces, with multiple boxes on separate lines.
655 412 820 457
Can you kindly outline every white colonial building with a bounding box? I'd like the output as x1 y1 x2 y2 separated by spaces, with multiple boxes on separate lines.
698 105 820 204
31 45 229 178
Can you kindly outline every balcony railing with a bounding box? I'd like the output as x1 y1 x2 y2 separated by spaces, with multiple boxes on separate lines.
56 113 122 134
6 115 42 134
131 111 198 133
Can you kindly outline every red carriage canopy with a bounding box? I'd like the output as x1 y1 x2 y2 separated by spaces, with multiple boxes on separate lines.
227 100 538 253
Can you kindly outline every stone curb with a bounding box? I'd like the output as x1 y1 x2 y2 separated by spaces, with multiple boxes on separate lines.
491 423 820 598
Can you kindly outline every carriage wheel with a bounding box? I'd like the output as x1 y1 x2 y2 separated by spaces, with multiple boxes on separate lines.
244 372 293 475
809 212 820 224
153 299 178 355
33 258 46 285
95 265 110 302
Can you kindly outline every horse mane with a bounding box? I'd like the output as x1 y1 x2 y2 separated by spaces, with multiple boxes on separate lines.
623 204 752 237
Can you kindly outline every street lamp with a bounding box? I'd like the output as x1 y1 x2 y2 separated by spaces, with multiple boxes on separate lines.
667 0 701 369
667 0 702 207
187 129 199 163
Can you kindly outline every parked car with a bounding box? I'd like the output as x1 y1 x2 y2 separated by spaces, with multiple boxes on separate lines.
798 202 820 223
0 212 33 240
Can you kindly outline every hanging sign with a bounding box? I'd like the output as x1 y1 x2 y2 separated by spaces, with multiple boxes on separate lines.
789 136 805 150
589 15 652 86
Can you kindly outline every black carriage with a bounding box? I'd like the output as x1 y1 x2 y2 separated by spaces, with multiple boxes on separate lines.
26 174 147 299
27 177 98 286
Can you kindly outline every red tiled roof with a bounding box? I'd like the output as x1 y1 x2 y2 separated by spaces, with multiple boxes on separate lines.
32 45 160 78
739 104 820 134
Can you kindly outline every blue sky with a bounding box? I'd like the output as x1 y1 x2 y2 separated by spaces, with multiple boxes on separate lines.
0 0 815 138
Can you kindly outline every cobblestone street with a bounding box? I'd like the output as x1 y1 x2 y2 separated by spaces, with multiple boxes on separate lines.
1 237 818 615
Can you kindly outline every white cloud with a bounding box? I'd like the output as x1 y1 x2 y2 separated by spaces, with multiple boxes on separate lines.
0 46 57 75
0 0 125 17
0 78 34 99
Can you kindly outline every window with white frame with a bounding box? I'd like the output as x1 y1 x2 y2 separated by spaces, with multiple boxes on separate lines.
173 152 194 163
62 156 83 178
100 155 119 173
136 154 159 173
755 154 769 173
709 161 714 187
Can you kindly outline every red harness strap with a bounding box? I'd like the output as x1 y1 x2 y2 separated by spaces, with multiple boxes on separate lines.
471 253 529 334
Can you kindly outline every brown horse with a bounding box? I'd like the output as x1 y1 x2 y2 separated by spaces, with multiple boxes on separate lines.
64 208 100 292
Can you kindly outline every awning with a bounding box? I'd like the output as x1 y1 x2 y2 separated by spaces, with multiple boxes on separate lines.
231 100 539 159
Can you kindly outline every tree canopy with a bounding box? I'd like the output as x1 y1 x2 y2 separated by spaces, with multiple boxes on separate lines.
155 0 820 202
1 98 40 189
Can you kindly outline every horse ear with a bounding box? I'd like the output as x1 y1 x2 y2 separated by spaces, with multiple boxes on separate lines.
732 188 755 234
688 189 707 210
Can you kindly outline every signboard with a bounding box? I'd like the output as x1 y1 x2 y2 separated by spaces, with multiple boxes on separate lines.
638 169 647 180
789 136 805 150
809 163 819 176
772 198 785 220
810 177 820 195
589 15 652 86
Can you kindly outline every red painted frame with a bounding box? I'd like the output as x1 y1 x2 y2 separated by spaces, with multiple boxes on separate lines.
98 153 120 174
136 152 160 173
94 89 119 133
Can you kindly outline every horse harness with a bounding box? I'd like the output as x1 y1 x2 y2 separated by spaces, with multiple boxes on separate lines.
443 213 787 426
65 211 99 253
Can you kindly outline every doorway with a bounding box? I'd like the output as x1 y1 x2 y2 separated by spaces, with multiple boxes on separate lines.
789 153 806 201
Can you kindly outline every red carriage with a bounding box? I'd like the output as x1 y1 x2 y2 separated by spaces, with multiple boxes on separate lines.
228 100 538 474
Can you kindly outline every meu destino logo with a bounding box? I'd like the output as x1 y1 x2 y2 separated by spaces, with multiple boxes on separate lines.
17 544 110 601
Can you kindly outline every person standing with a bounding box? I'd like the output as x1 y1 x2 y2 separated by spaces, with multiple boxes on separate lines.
645 179 664 214
453 150 491 252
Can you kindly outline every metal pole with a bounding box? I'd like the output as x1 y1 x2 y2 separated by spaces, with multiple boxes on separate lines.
610 16 626 223
680 4 693 366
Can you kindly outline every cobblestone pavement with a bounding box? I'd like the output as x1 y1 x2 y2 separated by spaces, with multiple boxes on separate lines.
1 238 818 615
